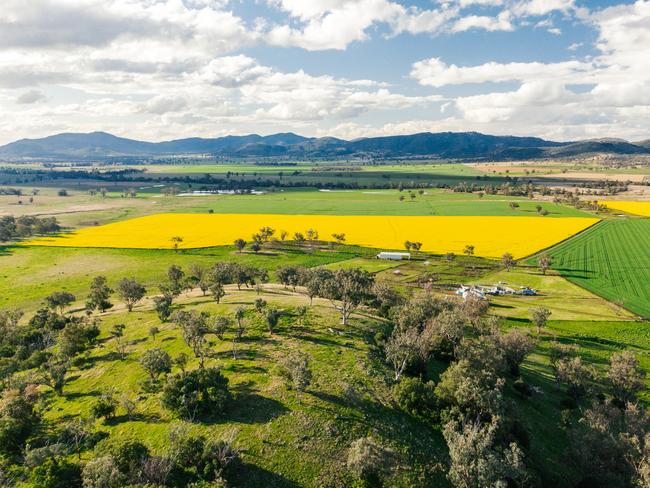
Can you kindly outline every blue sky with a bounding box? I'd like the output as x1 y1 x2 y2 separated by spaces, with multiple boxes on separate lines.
0 0 648 144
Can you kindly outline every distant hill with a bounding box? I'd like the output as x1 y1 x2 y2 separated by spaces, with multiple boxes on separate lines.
0 130 648 161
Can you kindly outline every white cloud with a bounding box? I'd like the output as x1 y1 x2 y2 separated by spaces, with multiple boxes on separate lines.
451 11 514 32
512 0 575 17
16 89 46 104
411 57 592 87
140 95 188 115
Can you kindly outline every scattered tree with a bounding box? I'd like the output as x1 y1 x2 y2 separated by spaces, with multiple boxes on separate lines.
443 417 527 488
319 268 374 325
234 238 246 253
495 328 537 376
538 254 552 275
276 351 312 393
140 348 172 382
172 310 211 368
170 236 183 253
149 326 160 342
608 351 646 404
530 307 551 334
555 356 596 401
162 367 231 420
86 276 113 313
153 295 173 322
46 291 76 315
347 437 393 484
501 252 517 271
265 308 281 334
111 323 128 359
117 278 146 312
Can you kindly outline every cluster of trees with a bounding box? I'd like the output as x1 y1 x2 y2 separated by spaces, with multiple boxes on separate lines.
0 215 60 242
232 226 348 254
377 289 649 487
3 420 242 488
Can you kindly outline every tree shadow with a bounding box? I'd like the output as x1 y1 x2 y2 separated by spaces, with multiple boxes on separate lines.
105 412 163 426
227 383 289 425
228 462 300 487
291 332 359 350
63 390 102 400
0 245 18 256
81 351 122 366
223 363 267 375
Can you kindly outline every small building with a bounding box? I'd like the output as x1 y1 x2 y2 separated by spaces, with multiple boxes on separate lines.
456 285 487 301
377 251 411 260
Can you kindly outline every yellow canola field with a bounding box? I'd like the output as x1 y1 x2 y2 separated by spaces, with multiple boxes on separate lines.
26 214 599 259
604 201 650 217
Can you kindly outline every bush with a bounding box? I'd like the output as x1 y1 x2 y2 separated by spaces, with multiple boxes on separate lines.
276 351 312 392
167 424 239 485
91 394 117 421
81 456 125 488
162 367 231 420
392 377 437 418
140 348 172 382
111 440 149 479
347 437 393 483
29 457 82 488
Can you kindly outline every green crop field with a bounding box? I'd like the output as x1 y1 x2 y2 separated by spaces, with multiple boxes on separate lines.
141 162 483 176
0 187 592 231
537 219 650 318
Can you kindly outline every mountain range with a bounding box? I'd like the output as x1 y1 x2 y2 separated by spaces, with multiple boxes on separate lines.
1 131 649 161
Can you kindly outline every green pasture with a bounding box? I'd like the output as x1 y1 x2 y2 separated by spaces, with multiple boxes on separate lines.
0 244 366 312
473 267 635 321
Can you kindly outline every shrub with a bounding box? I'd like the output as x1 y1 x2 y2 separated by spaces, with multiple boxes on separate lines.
276 351 312 392
81 456 125 488
91 394 117 421
140 348 172 382
347 437 393 483
392 376 437 417
162 367 231 420
29 457 82 488
111 440 149 479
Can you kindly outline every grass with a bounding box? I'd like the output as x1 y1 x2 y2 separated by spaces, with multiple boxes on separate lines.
536 219 650 318
0 244 363 311
142 162 484 176
472 267 635 321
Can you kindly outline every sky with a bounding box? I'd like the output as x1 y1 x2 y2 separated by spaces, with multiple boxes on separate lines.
0 0 648 144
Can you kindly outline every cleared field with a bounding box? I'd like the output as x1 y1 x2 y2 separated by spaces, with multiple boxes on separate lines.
27 213 599 259
540 220 650 318
603 200 650 216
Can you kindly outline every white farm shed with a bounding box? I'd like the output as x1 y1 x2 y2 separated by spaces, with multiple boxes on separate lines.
377 252 411 260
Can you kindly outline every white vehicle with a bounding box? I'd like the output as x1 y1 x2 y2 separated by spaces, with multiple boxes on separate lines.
376 252 411 260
